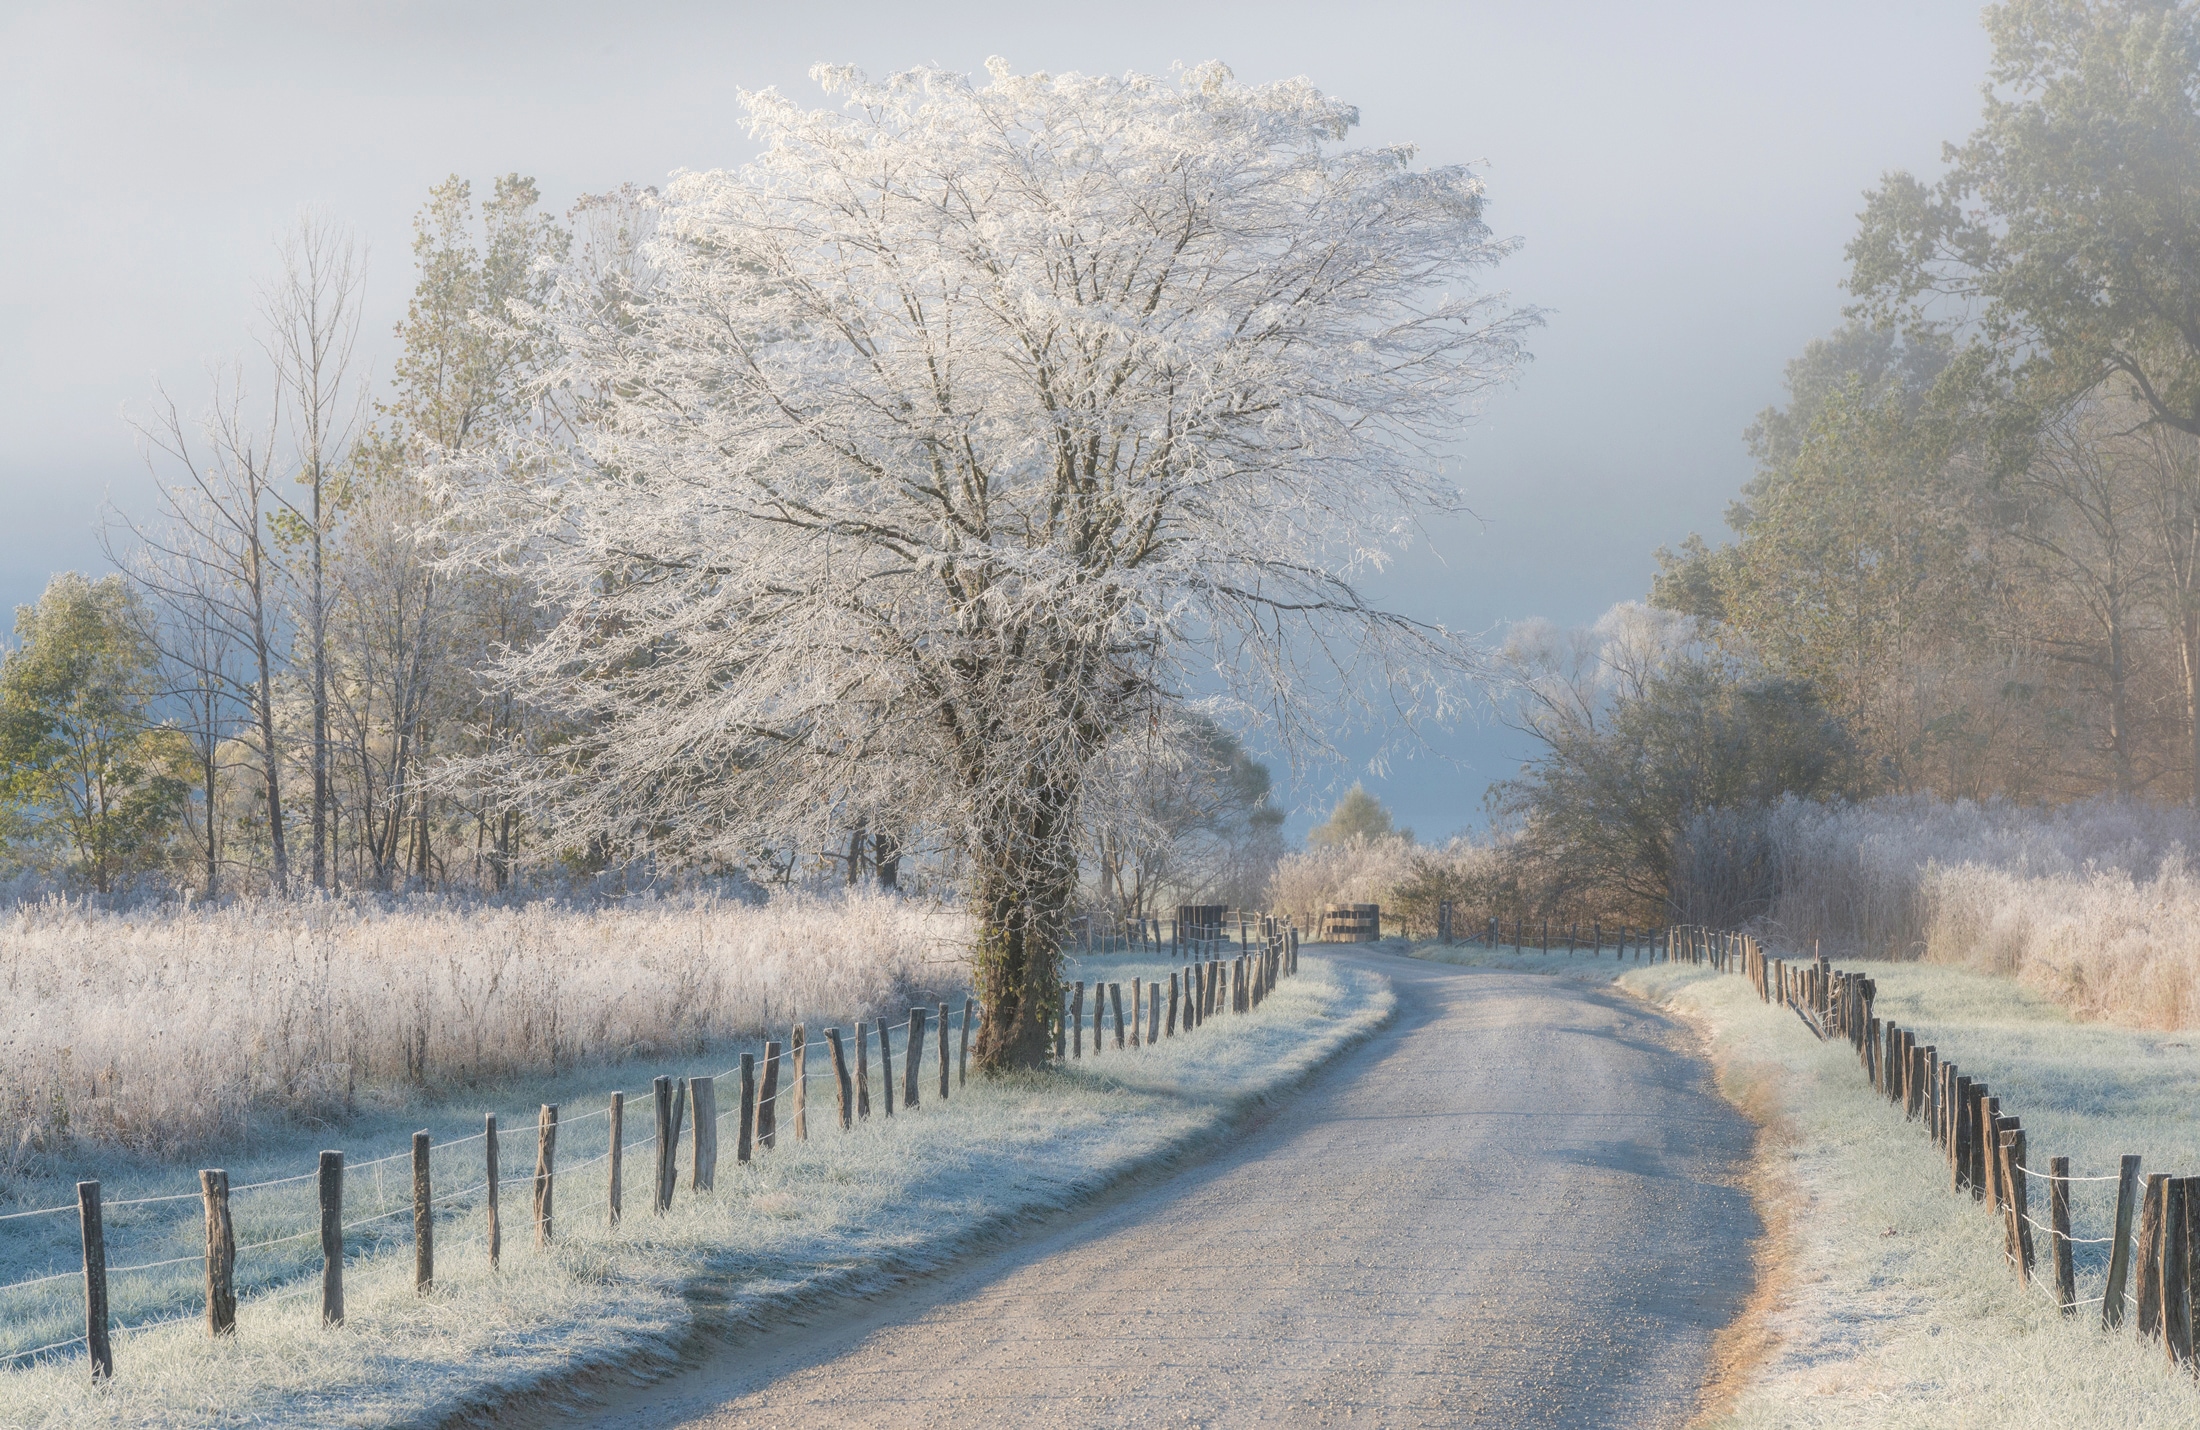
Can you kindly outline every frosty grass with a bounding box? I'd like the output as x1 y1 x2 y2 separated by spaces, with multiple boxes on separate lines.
0 953 1390 1427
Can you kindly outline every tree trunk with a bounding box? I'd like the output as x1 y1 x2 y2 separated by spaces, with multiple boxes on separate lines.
970 803 1078 1073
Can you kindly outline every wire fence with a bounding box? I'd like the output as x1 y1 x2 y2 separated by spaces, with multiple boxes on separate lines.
1682 923 2200 1378
0 916 1303 1382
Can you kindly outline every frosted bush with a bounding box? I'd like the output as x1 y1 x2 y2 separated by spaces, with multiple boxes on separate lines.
0 891 968 1154
1267 835 1419 929
1752 793 2200 1028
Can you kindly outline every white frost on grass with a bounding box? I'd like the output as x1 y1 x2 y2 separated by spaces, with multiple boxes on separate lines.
1622 959 2200 1430
0 953 1389 1427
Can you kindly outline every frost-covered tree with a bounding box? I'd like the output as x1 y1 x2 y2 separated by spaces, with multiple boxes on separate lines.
447 60 1532 1069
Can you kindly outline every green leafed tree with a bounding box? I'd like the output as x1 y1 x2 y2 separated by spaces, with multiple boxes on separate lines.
0 573 189 891
1309 782 1410 847
1497 658 1860 918
1847 0 2200 432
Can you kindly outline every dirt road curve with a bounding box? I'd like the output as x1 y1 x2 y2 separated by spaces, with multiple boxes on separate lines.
549 950 1760 1429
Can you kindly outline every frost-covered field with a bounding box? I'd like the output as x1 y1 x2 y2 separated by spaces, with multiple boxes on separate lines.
1622 958 2200 1429
1752 795 2200 1029
0 891 962 1156
0 950 1388 1427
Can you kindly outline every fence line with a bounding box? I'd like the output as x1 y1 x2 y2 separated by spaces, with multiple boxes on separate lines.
1681 921 2199 1375
0 913 1305 1384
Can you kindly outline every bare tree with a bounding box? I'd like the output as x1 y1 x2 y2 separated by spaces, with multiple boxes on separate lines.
260 214 366 890
129 374 293 892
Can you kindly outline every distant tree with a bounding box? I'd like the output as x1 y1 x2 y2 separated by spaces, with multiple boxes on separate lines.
1309 783 1409 847
1848 0 2200 436
1497 657 1859 917
0 574 189 892
446 61 1534 1070
1651 324 1992 790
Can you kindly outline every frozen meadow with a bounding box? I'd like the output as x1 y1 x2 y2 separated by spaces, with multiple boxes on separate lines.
0 891 964 1159
0 947 1390 1425
1736 795 2200 1030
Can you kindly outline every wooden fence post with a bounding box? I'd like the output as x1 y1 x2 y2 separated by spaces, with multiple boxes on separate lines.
1167 972 1180 1036
1129 981 1141 1047
2049 1156 2074 1312
829 1029 853 1130
485 1113 500 1270
318 1152 344 1326
2138 1173 2169 1340
790 1027 808 1141
2104 1154 2142 1330
760 1041 782 1143
938 1001 951 1098
877 1022 894 1116
533 1104 558 1247
960 999 974 1087
1056 988 1068 1060
853 1026 871 1119
1092 978 1105 1053
1150 981 1162 1042
413 1130 433 1295
653 1077 675 1209
739 1054 758 1158
1980 1082 1997 1188
1110 984 1125 1049
2184 1176 2200 1362
2165 1177 2192 1366
904 1007 927 1109
1072 983 1085 1058
608 1091 624 1224
666 1080 686 1198
200 1169 235 1337
78 1180 109 1378
1950 1073 1970 1191
691 1076 718 1190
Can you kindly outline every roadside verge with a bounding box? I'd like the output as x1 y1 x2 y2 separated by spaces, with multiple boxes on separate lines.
3 954 1390 1429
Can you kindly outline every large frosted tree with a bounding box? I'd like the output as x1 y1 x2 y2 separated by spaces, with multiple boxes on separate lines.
449 60 1531 1068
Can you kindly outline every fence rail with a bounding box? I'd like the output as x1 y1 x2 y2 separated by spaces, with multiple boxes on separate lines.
1 916 1305 1383
1673 922 2200 1377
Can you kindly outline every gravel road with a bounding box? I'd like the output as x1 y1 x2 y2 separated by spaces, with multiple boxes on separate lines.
536 948 1760 1429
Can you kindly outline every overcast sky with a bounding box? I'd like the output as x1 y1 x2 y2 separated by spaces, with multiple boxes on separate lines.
0 0 1991 837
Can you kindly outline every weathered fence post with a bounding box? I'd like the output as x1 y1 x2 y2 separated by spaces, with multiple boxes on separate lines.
904 1007 928 1109
877 1022 894 1116
1167 972 1180 1036
200 1169 235 1337
608 1091 624 1224
485 1113 500 1269
790 1027 808 1141
2049 1156 2075 1312
691 1076 717 1190
829 1029 854 1130
1056 988 1068 1060
1072 982 1085 1058
78 1180 110 1378
739 1054 758 1159
760 1041 782 1143
653 1076 675 1208
1951 1078 1975 1193
413 1130 433 1295
1110 984 1126 1049
960 999 974 1087
854 1024 871 1119
318 1152 344 1326
938 1001 951 1098
2138 1173 2169 1340
2165 1177 2192 1365
1129 980 1142 1047
533 1104 558 1247
2105 1154 2142 1330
